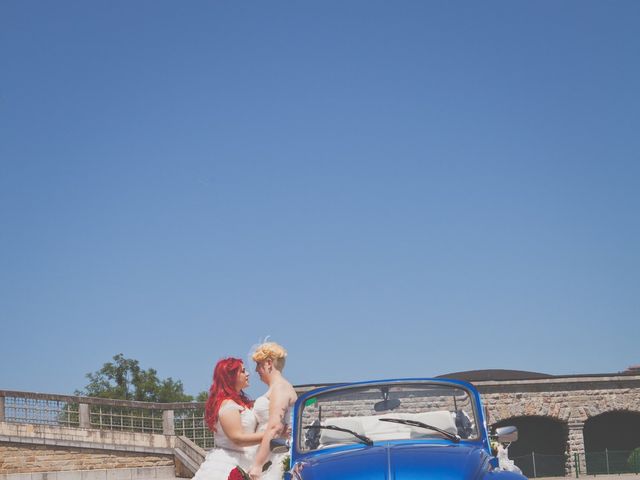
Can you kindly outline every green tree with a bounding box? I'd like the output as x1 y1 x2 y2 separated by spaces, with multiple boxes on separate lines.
196 391 209 402
77 353 194 402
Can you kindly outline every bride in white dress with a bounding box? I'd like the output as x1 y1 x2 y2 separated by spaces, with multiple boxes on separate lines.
248 342 297 480
192 358 264 480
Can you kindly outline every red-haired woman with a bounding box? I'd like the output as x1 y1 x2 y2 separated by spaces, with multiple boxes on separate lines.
192 358 263 480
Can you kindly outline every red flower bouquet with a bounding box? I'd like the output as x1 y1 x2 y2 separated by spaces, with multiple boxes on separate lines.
228 466 250 480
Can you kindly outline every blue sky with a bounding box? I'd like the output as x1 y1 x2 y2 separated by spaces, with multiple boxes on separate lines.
1 1 638 399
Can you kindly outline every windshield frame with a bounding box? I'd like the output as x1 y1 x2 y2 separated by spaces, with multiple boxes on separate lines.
294 378 485 455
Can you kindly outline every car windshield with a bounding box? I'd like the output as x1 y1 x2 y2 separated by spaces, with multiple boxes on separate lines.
298 382 479 451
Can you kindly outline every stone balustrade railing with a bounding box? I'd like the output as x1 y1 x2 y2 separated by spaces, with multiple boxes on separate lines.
0 389 213 448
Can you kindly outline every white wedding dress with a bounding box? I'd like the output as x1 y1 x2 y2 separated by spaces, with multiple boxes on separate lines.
253 395 292 480
192 401 258 480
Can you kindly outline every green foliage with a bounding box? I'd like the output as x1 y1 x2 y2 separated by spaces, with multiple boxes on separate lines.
77 353 194 402
628 448 640 473
196 391 209 402
281 454 291 475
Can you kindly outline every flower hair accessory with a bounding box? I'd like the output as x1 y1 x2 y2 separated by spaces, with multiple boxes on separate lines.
247 335 271 365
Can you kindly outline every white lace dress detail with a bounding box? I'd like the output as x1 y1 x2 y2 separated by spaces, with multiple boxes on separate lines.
192 401 258 480
253 395 292 480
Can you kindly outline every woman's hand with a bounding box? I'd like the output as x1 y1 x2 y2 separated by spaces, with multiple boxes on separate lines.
280 424 292 438
248 465 262 480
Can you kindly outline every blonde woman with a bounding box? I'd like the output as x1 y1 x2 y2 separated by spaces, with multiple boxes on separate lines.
248 342 297 480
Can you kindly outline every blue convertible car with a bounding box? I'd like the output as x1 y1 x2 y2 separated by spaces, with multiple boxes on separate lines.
275 378 527 480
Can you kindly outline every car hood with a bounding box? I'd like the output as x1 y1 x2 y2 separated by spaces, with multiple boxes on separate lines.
296 443 491 480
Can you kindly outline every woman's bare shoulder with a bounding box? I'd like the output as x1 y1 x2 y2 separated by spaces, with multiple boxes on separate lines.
219 399 242 413
277 379 297 401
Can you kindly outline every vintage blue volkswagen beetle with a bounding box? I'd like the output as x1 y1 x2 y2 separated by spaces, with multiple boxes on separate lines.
277 378 526 480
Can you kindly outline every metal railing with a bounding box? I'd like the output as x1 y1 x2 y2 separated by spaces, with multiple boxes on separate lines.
89 404 165 433
0 389 213 449
511 452 567 478
507 449 640 477
1 393 80 427
580 449 640 475
175 407 214 449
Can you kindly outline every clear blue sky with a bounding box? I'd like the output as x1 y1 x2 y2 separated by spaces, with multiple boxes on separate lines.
1 1 638 400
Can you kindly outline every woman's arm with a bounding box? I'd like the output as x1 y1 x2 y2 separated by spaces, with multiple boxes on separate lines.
218 402 264 447
248 384 291 478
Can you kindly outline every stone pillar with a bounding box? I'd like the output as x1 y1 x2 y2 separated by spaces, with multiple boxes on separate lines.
0 396 5 422
162 410 175 436
79 403 90 428
566 421 586 477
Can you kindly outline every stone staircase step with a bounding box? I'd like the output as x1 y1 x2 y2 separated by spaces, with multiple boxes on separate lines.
1 466 177 480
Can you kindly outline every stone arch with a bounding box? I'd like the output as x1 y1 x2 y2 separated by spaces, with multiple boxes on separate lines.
583 401 640 420
584 410 640 452
484 394 571 425
583 410 640 474
493 415 567 477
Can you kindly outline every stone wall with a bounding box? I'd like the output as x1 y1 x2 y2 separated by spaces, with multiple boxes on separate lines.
481 385 640 425
477 375 640 475
0 422 176 452
0 444 173 474
0 422 176 475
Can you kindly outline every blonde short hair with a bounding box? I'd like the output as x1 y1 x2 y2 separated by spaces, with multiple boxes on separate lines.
252 342 287 371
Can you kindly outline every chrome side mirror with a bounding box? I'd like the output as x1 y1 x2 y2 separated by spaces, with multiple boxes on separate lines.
270 438 290 453
495 426 518 443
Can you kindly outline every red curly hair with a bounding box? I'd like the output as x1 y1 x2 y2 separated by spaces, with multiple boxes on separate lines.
204 357 253 432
